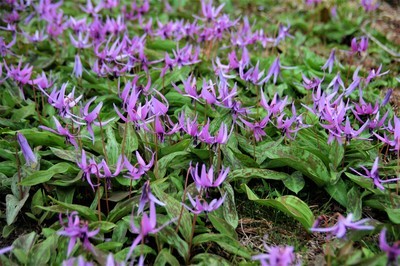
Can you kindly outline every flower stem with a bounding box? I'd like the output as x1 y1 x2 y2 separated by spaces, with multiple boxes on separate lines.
175 166 192 233
187 213 198 264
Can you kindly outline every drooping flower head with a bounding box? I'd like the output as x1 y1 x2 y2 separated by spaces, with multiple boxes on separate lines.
379 228 400 263
252 243 299 266
311 213 374 239
17 132 37 167
58 212 99 256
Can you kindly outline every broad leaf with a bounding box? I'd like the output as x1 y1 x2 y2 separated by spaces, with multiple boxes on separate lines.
154 249 181 266
192 233 251 259
21 162 75 186
152 185 192 242
241 184 314 229
6 193 29 225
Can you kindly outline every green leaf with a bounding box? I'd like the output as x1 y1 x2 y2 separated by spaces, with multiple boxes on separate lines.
157 151 189 178
157 227 189 261
265 144 330 186
121 122 138 157
154 249 181 266
345 172 374 191
208 213 237 240
3 129 66 147
21 162 74 186
230 148 259 168
107 197 139 223
48 196 100 221
11 103 36 121
241 184 314 229
235 134 282 164
0 161 17 177
325 178 348 208
96 241 123 251
2 224 15 238
228 168 290 182
329 141 344 170
221 182 238 229
153 66 191 89
29 234 59 266
115 245 155 262
31 189 44 215
282 171 305 194
112 220 129 244
347 187 362 220
50 147 78 162
152 185 192 242
191 253 231 266
192 233 251 259
385 208 400 224
48 171 82 187
105 125 121 165
6 193 29 225
159 139 191 157
90 221 116 233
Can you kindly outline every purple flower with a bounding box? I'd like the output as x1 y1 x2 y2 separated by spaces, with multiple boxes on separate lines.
260 57 281 85
301 74 323 90
190 163 229 190
70 32 91 49
17 132 37 167
73 54 83 78
350 157 400 190
321 49 337 74
80 0 103 16
327 117 369 144
68 17 88 33
118 150 154 181
327 72 345 92
39 117 79 149
58 212 99 256
0 35 16 56
201 79 219 106
306 0 322 5
276 107 309 140
198 119 214 144
183 193 226 214
239 61 265 85
379 228 400 263
260 92 288 117
179 112 200 139
350 37 368 55
274 23 294 46
38 82 82 118
71 97 113 143
172 75 199 101
126 201 174 263
197 0 225 21
22 30 48 43
0 245 13 255
365 64 389 85
240 115 270 142
374 115 400 152
252 244 298 266
3 59 33 86
361 0 379 12
311 213 374 239
76 149 99 191
138 180 165 214
62 256 94 266
30 71 54 89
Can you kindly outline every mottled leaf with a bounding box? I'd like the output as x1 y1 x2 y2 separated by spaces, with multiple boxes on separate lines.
241 184 314 229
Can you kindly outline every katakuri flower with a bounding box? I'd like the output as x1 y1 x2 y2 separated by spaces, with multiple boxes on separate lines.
58 212 99 256
311 213 374 239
